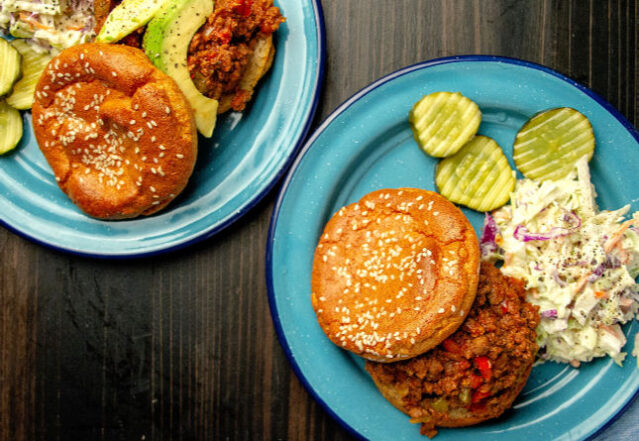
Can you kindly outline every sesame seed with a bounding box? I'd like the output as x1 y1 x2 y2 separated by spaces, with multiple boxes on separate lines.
129 120 136 125
438 308 445 314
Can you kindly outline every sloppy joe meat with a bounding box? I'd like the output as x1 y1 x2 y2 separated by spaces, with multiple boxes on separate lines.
368 262 539 437
187 0 285 111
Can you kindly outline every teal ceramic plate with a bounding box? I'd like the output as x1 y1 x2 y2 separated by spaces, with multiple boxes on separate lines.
0 0 324 257
267 56 639 441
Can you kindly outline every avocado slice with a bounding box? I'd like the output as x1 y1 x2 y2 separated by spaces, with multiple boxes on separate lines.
97 0 168 44
143 0 218 138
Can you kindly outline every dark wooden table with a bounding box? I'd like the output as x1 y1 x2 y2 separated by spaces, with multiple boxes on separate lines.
1 1 637 440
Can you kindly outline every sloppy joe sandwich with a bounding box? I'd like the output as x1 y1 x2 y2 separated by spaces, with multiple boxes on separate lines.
95 0 285 114
366 262 540 438
311 188 480 363
32 43 198 219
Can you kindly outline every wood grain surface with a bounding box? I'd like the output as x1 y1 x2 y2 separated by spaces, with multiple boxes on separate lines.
1 1 637 440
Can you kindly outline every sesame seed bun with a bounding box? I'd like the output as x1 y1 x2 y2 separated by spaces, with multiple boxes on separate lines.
32 43 197 220
311 188 480 363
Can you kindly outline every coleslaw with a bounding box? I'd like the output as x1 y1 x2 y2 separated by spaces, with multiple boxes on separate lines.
0 0 95 53
482 157 639 366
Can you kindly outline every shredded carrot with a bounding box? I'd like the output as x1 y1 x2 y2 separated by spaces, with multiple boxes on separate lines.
604 219 636 253
594 290 609 299
19 13 52 31
574 274 590 295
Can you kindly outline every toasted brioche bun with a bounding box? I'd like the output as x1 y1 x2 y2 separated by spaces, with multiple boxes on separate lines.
311 188 480 362
93 0 113 33
216 35 275 114
32 43 197 219
365 262 540 437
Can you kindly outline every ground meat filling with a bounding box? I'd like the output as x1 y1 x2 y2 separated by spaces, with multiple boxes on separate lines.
367 262 539 437
187 0 285 111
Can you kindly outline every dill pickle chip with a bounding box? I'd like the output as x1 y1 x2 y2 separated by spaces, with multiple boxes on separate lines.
409 91 481 158
0 100 23 155
6 40 52 110
0 38 21 97
513 107 595 181
436 135 515 212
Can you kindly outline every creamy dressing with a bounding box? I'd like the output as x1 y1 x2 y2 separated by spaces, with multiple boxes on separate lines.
483 157 639 366
0 0 95 53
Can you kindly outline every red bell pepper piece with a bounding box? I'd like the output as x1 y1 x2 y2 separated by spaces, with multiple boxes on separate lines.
471 389 491 404
469 374 483 389
442 338 461 353
233 0 252 16
473 356 492 381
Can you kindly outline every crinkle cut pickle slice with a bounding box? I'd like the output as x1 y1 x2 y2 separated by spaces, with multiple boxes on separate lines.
514 107 595 181
409 91 481 158
436 135 515 212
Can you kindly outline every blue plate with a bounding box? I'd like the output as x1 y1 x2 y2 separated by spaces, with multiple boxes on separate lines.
0 0 325 257
267 56 639 441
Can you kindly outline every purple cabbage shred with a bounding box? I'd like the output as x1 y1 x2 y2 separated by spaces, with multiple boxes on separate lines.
480 213 499 257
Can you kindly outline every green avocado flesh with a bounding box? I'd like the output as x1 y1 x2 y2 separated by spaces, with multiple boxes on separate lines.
143 0 218 137
97 0 168 44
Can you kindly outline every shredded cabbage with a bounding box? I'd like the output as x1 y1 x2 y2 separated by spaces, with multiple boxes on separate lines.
486 157 639 366
0 0 95 54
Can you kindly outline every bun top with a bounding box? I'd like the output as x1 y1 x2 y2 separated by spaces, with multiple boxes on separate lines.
32 43 197 219
311 188 480 362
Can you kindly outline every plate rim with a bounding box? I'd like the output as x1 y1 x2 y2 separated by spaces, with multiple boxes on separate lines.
0 0 326 259
266 54 639 441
